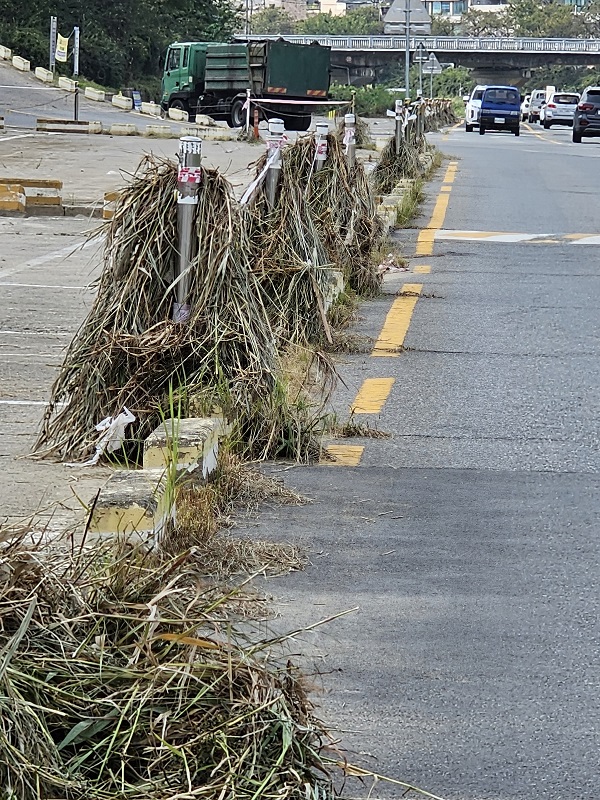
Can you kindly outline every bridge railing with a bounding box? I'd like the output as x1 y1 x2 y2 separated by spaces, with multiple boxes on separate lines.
238 34 600 53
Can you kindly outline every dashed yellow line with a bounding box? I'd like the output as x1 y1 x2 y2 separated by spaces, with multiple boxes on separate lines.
414 264 431 274
322 444 364 466
443 163 458 183
351 377 395 414
372 283 422 356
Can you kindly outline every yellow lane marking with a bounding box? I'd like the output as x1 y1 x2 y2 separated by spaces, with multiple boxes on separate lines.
523 122 567 146
351 378 395 414
372 283 423 357
322 445 364 466
414 264 431 274
441 186 452 192
443 163 458 183
416 192 450 256
443 122 462 139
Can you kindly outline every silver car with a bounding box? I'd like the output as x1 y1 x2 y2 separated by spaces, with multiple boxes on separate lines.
528 89 547 123
541 92 580 128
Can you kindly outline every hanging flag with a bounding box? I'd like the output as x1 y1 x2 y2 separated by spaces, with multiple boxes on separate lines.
55 33 69 63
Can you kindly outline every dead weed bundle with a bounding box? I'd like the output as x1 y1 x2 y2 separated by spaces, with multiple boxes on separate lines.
334 114 373 149
0 535 335 800
372 134 424 195
35 156 326 464
248 135 381 305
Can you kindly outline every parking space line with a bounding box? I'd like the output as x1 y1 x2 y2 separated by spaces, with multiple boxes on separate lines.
0 239 94 280
372 284 423 356
351 378 395 414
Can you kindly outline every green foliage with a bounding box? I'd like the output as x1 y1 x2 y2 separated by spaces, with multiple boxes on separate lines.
296 6 384 34
460 0 597 37
329 83 393 116
0 0 241 89
250 8 297 33
431 16 457 35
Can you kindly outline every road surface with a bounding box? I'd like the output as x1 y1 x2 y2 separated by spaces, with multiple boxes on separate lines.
249 121 600 800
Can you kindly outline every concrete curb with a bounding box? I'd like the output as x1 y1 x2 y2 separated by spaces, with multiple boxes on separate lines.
90 416 229 540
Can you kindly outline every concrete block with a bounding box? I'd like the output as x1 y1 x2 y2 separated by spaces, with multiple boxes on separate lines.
12 55 30 72
0 184 26 214
144 124 176 138
84 86 105 102
181 125 237 141
141 101 162 116
195 114 216 127
34 66 53 83
143 417 224 479
0 45 12 60
323 269 345 314
112 94 133 111
109 123 138 136
168 106 189 122
89 121 103 134
89 469 172 540
58 76 77 92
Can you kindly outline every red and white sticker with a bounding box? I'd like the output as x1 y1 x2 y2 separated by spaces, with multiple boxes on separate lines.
178 166 203 184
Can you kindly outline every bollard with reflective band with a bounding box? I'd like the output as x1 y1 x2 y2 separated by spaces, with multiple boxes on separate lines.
344 113 356 169
266 118 285 208
315 121 328 172
174 136 202 323
395 99 403 155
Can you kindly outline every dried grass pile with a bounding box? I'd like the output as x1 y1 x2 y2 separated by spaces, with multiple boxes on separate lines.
334 114 373 149
247 134 382 308
0 534 335 800
35 157 326 464
372 133 424 195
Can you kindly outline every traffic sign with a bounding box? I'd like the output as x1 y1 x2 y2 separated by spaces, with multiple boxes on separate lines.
422 53 442 75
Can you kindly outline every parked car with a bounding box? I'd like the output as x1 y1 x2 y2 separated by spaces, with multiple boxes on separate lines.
521 94 531 121
540 92 580 128
528 89 546 123
572 86 600 142
465 85 486 132
479 85 521 136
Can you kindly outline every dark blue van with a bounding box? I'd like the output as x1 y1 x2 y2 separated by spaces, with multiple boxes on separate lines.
479 85 521 136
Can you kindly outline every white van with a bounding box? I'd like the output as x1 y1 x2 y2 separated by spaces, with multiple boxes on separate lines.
465 85 486 132
528 89 547 123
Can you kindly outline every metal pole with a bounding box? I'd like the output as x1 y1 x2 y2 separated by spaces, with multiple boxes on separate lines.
74 82 79 121
405 0 411 102
430 70 433 100
394 98 403 155
174 136 203 323
245 88 251 133
49 16 57 72
315 121 328 171
418 43 423 97
266 118 284 208
344 113 356 169
73 26 80 76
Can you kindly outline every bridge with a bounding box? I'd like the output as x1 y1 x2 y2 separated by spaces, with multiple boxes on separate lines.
238 35 600 83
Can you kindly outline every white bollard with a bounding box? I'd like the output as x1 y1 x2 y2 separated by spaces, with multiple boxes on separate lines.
265 118 285 208
344 113 356 169
395 99 403 155
174 136 203 323
315 121 329 172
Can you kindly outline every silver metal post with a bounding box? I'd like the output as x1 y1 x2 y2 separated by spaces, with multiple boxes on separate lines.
315 121 328 172
74 81 79 121
419 46 423 97
73 26 80 76
344 113 356 169
430 70 433 100
245 88 251 133
49 16 57 72
394 98 403 155
405 1 411 103
266 118 285 208
174 136 202 323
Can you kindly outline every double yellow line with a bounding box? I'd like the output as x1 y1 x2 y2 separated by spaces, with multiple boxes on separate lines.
326 160 458 466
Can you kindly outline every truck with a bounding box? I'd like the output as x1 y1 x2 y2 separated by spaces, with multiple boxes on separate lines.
161 39 331 132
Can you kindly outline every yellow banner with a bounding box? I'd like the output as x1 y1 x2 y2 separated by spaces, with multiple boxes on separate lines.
55 33 69 63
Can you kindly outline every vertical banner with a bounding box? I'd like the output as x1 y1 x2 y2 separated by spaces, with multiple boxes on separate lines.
55 33 69 63
73 27 80 76
49 16 57 71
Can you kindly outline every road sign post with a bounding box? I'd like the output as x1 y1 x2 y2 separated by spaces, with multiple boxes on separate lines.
49 16 57 72
422 53 442 99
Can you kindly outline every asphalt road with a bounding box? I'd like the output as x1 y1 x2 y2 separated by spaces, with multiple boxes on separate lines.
248 122 600 800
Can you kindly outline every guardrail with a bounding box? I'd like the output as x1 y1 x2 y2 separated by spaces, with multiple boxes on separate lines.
237 34 600 53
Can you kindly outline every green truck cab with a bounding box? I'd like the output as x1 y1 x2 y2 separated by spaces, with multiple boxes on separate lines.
161 39 331 131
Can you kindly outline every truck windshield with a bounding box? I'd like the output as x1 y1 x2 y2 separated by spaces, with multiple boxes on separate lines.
484 89 519 105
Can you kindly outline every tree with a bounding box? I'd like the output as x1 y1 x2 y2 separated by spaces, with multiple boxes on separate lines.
461 8 510 36
506 0 584 37
431 17 457 35
250 7 296 33
296 6 384 35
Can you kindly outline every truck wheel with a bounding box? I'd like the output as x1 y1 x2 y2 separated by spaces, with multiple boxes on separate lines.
465 123 473 132
170 99 189 114
228 98 246 128
278 114 311 132
479 125 485 135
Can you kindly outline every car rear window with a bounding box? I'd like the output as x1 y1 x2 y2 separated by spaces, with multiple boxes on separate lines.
554 94 579 104
484 88 520 104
